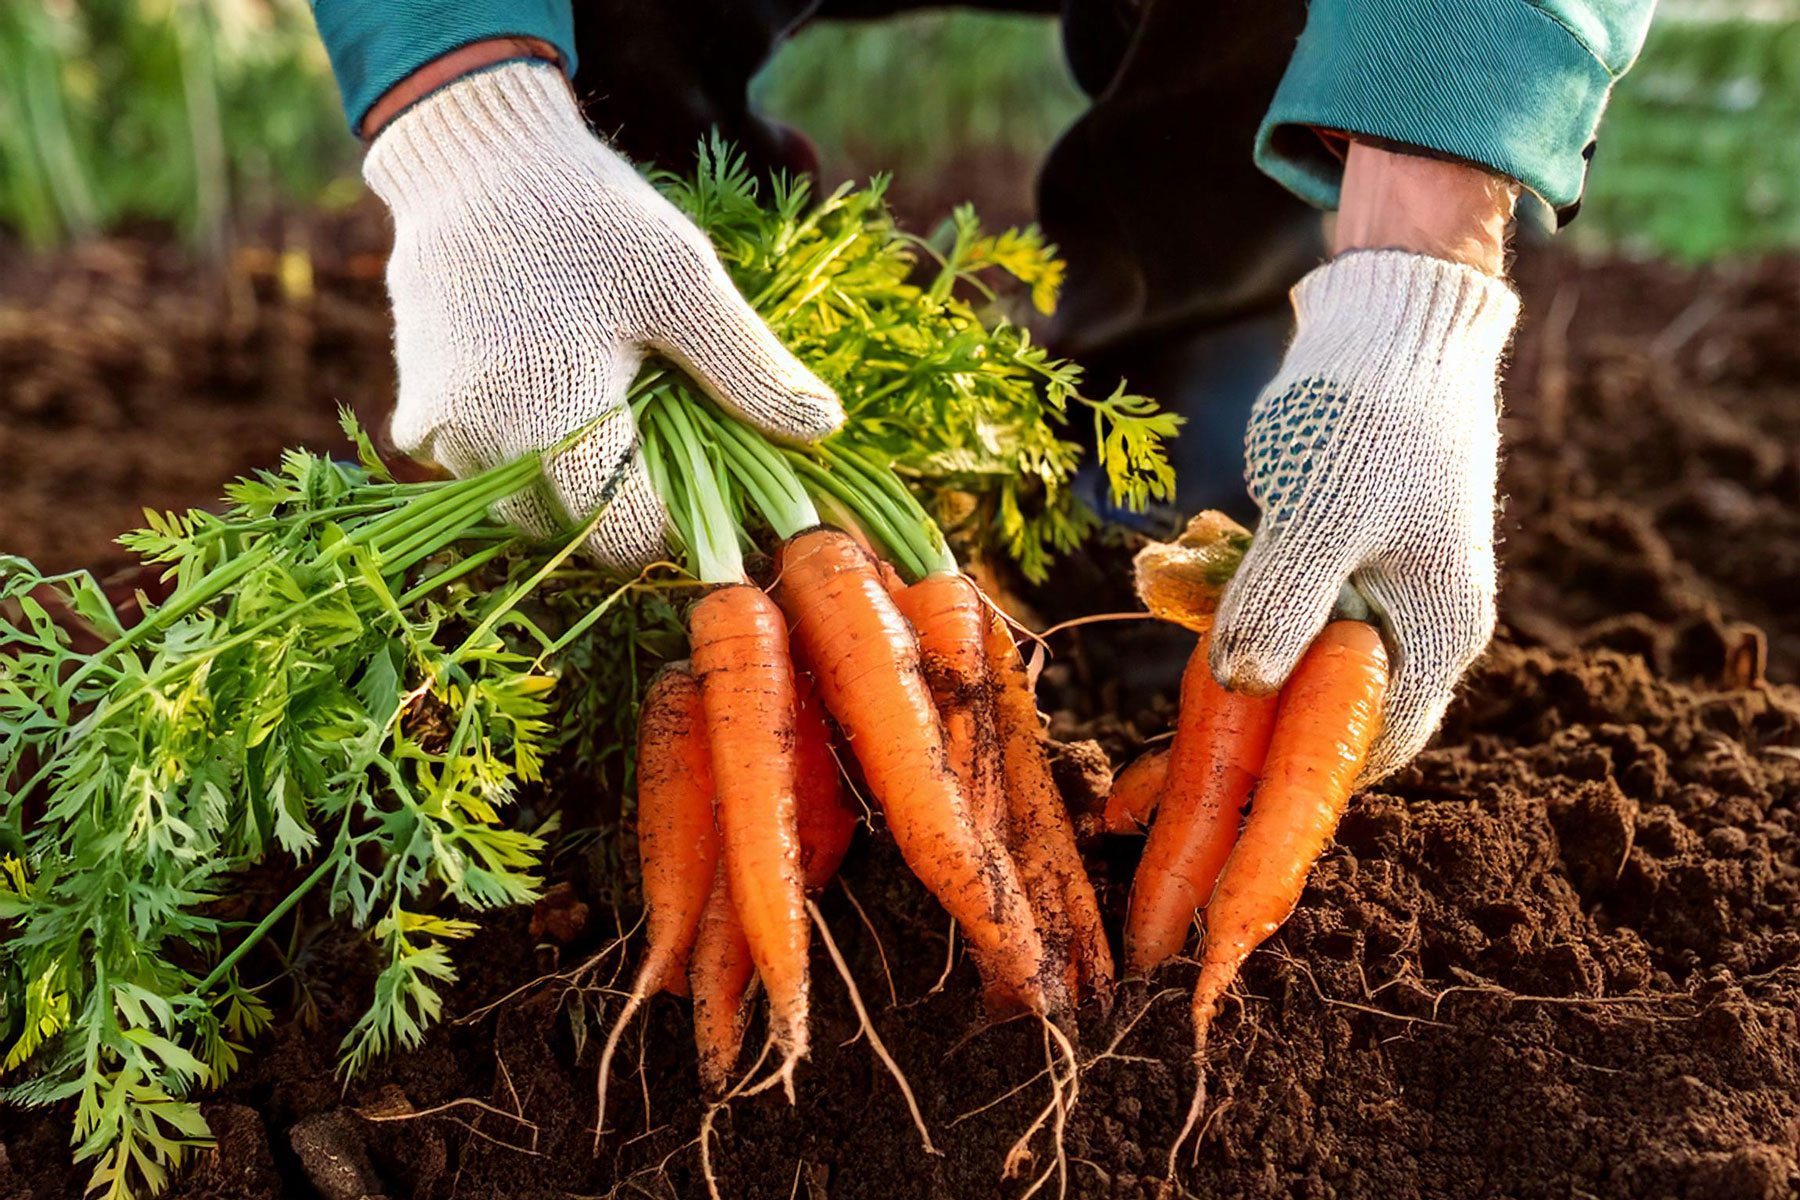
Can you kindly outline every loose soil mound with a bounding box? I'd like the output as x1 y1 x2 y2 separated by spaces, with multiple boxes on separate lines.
1 240 1797 1199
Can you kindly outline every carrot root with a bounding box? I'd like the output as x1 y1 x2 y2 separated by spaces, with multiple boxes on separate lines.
808 900 939 1156
792 659 857 891
689 860 758 1098
1144 621 1385 1185
894 573 1006 839
1093 747 1171 838
1191 619 1387 1041
777 529 1054 1012
985 611 1114 1006
597 664 719 1145
1124 631 1280 975
690 583 811 1078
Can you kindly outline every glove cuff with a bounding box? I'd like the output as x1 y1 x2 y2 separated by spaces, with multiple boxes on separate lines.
1288 250 1521 377
363 60 596 214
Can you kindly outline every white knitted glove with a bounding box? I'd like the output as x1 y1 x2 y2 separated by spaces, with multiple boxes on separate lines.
1209 251 1521 782
364 62 843 570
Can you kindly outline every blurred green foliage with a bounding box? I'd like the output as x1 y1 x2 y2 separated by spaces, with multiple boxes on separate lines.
750 11 1086 177
0 0 353 251
1575 14 1800 261
2 3 1797 265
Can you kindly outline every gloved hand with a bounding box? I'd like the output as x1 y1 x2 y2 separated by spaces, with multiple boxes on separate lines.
363 61 843 570
1209 250 1521 782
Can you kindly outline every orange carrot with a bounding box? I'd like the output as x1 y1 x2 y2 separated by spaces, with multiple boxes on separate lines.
792 661 856 891
1094 747 1170 837
636 664 719 991
688 584 810 1080
689 860 757 1097
985 611 1115 1003
1190 620 1387 1040
1124 631 1280 974
893 573 1004 837
595 665 718 1140
876 559 908 598
776 529 1055 1011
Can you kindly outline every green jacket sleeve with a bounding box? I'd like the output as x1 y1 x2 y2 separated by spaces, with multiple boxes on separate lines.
309 0 578 133
1255 0 1656 218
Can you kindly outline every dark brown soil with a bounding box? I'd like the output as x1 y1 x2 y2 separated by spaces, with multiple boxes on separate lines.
1503 253 1800 683
2 233 1798 1200
0 210 395 574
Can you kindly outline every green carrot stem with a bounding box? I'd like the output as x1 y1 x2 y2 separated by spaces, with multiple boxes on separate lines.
784 453 929 580
374 506 512 579
61 547 271 693
395 540 517 608
818 446 955 574
160 496 428 553
814 447 944 577
657 396 746 585
353 459 536 554
192 849 339 998
535 573 643 664
687 403 787 518
835 446 939 536
639 401 702 567
702 405 819 539
447 496 629 661
829 457 925 563
350 464 524 548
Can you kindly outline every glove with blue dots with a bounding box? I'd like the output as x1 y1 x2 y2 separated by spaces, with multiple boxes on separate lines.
1209 250 1521 782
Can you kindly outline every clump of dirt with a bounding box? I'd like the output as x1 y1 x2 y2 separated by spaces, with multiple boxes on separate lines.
3 239 1799 1198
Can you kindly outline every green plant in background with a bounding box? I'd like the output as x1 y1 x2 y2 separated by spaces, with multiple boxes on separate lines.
751 10 1086 180
0 0 352 251
7 1 1800 263
0 5 100 248
754 5 1800 264
1575 11 1800 261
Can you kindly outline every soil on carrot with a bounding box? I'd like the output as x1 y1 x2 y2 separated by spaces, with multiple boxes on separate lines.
3 233 1799 1199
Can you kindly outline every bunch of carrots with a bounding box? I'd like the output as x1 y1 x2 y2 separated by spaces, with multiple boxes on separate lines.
1101 512 1390 1160
600 369 1394 1181
595 390 1109 1122
601 361 1398 1148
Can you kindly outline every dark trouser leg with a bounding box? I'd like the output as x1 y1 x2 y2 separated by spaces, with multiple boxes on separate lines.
1045 0 1321 521
568 0 1057 178
570 0 1320 517
569 1 823 178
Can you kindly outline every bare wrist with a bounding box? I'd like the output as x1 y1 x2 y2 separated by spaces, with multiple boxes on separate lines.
361 38 563 142
1333 142 1518 276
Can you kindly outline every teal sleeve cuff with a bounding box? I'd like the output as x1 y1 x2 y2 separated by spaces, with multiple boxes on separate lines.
1254 0 1654 216
309 0 578 133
